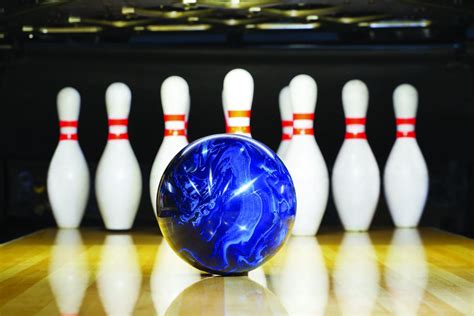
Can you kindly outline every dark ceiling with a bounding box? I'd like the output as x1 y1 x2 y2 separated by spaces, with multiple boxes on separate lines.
1 0 474 48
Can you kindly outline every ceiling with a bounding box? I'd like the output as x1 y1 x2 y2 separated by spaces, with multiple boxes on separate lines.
1 0 474 47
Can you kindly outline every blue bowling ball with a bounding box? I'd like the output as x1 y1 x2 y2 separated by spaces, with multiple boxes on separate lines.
156 134 296 275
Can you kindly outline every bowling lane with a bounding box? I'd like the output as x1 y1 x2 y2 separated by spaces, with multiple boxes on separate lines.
0 228 473 315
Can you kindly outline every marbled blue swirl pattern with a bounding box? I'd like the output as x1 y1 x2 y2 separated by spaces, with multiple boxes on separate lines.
157 134 296 275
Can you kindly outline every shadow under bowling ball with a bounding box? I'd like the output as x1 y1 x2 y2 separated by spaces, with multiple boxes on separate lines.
165 277 288 316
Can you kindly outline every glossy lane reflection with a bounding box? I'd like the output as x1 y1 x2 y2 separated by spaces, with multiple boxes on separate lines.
1 228 473 315
268 237 328 316
333 233 380 315
48 229 90 315
97 234 142 316
385 229 428 315
151 240 201 316
248 267 267 287
165 277 287 316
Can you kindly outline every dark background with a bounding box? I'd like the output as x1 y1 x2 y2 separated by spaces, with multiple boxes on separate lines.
0 42 473 241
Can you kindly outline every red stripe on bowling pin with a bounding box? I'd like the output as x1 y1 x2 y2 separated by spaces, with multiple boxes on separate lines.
108 118 128 140
345 117 367 139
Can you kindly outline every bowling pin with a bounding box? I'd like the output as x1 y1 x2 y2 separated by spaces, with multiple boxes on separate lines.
276 86 293 159
185 90 190 135
222 89 229 132
283 75 329 236
332 80 380 231
47 87 90 229
95 82 142 230
150 76 190 214
223 69 253 137
384 84 429 228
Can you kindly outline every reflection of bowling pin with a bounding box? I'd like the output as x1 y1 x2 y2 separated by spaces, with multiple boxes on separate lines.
150 77 190 214
150 240 201 316
332 80 380 231
49 229 90 315
385 229 427 316
384 84 429 228
223 69 253 137
95 83 142 230
97 234 142 316
333 233 380 316
283 75 329 236
248 267 267 288
277 86 292 159
269 237 328 316
47 87 90 228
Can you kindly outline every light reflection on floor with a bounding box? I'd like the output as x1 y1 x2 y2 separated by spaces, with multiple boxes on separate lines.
1 228 473 315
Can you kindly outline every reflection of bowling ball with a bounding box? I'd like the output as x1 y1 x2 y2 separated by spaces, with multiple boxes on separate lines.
157 134 296 275
166 277 288 316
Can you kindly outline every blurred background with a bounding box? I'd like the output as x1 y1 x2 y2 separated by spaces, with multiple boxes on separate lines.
0 0 473 241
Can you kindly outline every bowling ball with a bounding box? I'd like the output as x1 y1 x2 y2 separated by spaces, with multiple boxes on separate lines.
156 134 296 275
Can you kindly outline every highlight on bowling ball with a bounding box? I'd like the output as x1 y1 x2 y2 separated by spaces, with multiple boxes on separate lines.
156 134 296 275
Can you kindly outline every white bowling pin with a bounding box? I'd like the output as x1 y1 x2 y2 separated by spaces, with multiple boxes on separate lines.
223 69 253 137
283 75 329 236
97 234 142 316
276 86 293 159
385 229 428 316
150 76 190 214
384 84 429 228
47 87 90 229
333 233 380 316
95 83 142 230
269 237 328 316
185 90 190 135
332 80 380 231
222 89 229 132
49 229 90 315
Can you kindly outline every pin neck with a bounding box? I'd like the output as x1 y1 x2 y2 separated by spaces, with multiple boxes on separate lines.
227 110 251 136
396 131 416 138
108 118 128 140
59 120 78 141
396 117 416 138
59 133 78 141
59 120 78 127
345 117 366 139
226 126 251 135
164 114 185 121
292 113 314 136
228 110 251 118
164 113 186 137
294 128 314 136
281 120 292 141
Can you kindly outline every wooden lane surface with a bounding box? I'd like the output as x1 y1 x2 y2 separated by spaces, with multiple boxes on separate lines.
0 228 473 315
